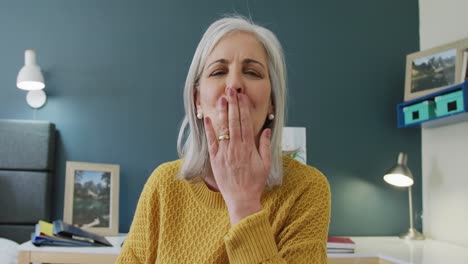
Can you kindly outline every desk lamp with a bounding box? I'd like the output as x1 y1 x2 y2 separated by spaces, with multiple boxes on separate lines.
384 152 425 240
17 49 47 108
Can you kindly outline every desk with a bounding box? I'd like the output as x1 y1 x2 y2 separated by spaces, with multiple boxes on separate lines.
328 237 468 264
17 235 125 264
17 236 468 264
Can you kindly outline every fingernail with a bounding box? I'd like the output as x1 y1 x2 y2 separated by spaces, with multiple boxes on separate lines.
218 97 227 108
228 88 234 97
266 129 271 138
205 116 211 125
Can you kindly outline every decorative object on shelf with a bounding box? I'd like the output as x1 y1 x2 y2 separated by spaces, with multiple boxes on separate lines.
282 127 306 164
64 161 120 236
435 89 464 116
402 100 435 125
383 152 424 240
404 38 468 101
16 49 47 109
397 81 468 128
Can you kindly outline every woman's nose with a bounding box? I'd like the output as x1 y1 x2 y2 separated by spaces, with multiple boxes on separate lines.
225 72 245 94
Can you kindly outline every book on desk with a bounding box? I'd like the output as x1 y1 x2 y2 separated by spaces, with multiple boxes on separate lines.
31 220 112 247
327 236 355 253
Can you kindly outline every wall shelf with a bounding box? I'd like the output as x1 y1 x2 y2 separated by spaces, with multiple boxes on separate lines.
397 81 468 128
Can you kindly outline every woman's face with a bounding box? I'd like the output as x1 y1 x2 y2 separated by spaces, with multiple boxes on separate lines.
196 32 273 144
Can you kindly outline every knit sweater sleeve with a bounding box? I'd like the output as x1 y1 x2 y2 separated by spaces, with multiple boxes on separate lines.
224 170 331 264
116 170 161 264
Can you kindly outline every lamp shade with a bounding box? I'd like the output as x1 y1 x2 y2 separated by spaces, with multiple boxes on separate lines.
383 152 414 187
17 49 45 91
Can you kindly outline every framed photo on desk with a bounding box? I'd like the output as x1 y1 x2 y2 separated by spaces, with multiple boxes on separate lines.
64 161 120 236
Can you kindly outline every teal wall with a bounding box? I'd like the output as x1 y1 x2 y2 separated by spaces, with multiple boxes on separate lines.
0 0 421 235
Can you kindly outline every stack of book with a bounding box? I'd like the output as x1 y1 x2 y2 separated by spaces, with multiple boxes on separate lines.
31 220 112 247
327 236 356 253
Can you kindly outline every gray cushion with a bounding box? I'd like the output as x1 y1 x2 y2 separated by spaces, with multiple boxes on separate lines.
0 225 34 243
0 119 55 170
0 170 51 223
0 119 55 244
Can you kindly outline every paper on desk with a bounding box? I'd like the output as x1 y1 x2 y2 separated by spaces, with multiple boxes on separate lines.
39 220 54 236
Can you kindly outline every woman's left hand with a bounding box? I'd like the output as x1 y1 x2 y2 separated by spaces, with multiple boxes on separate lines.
204 88 272 225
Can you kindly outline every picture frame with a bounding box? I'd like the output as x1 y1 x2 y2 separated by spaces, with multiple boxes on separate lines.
64 161 120 236
282 127 307 164
404 37 468 101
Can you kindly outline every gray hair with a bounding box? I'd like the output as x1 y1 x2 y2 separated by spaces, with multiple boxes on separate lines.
176 15 287 188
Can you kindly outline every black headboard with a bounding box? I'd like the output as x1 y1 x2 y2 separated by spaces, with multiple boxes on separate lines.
0 119 56 243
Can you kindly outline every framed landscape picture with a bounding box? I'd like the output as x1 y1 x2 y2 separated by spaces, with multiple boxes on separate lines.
64 161 119 236
404 37 468 101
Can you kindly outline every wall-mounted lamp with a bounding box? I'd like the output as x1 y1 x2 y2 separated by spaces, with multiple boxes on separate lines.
384 152 425 240
16 49 47 109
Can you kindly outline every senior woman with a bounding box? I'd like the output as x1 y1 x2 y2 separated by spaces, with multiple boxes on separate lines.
117 16 330 264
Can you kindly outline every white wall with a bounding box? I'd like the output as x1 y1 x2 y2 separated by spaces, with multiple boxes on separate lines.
420 0 468 247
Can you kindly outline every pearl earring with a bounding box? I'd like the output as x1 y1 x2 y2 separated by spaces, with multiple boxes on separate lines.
268 114 275 120
197 112 203 120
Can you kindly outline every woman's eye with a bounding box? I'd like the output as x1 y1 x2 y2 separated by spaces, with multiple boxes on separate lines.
246 70 261 77
210 70 225 76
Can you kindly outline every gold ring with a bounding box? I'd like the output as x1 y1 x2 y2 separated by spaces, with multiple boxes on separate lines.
218 134 230 141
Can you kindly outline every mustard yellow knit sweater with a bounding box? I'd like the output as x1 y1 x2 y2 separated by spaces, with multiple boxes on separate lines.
117 156 330 264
